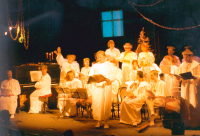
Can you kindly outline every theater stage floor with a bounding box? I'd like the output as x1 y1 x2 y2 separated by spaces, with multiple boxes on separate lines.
0 110 200 136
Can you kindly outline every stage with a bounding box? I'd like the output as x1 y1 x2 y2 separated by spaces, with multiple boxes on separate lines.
0 109 200 136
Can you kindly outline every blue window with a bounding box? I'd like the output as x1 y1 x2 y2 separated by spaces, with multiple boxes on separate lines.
101 10 124 37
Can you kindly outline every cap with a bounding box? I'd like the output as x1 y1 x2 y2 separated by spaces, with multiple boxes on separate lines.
182 46 193 55
167 46 175 50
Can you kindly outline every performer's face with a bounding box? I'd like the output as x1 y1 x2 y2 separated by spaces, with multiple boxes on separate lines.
183 54 192 62
97 54 106 63
168 49 174 56
109 42 115 49
150 72 155 81
67 73 74 81
141 46 148 52
67 56 74 64
7 71 12 80
41 68 47 75
84 60 90 67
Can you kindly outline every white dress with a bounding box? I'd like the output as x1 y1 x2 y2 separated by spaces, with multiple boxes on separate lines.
118 52 137 87
89 61 116 121
29 74 51 113
58 78 82 116
81 67 91 88
0 79 21 114
56 54 80 81
159 55 181 96
120 81 149 125
176 60 200 127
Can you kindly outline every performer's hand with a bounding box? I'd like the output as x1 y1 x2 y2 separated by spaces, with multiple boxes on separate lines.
54 50 58 55
57 47 61 53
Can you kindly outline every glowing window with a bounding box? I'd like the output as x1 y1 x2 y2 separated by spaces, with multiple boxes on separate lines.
101 10 124 37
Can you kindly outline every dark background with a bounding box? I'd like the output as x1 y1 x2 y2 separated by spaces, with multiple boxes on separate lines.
1 0 200 82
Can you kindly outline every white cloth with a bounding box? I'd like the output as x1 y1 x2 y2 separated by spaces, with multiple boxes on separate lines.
80 67 91 88
105 47 121 59
29 74 51 113
159 55 181 96
176 60 200 127
112 67 122 102
89 61 116 121
138 52 155 83
118 52 137 86
56 54 80 81
58 78 82 116
147 80 166 115
0 79 21 114
120 81 149 125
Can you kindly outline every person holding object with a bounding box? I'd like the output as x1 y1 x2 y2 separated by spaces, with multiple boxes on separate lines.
89 50 116 128
54 47 80 82
120 71 149 126
159 46 181 96
175 46 200 128
117 43 137 87
146 70 166 126
28 65 51 114
0 70 21 118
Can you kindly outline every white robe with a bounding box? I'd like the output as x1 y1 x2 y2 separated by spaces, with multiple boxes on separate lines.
120 81 149 125
29 74 51 113
58 78 82 116
89 61 116 121
146 80 166 115
0 79 21 114
176 60 200 127
159 55 181 96
56 54 80 81
118 52 137 87
105 48 121 59
80 67 91 88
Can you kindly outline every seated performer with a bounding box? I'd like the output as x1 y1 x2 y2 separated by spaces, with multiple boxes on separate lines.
0 70 21 118
80 58 91 88
89 50 116 128
176 47 200 128
28 65 51 114
117 43 137 87
120 71 149 126
146 70 166 126
54 47 80 82
105 40 121 66
58 70 82 117
159 46 181 96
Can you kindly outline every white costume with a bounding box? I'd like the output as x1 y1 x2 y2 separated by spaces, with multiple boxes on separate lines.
105 47 121 60
118 52 137 86
0 79 21 115
146 80 166 116
159 55 181 96
120 81 149 125
80 67 91 88
176 60 200 127
29 74 51 113
89 61 116 121
56 54 80 81
58 78 82 116
138 52 158 83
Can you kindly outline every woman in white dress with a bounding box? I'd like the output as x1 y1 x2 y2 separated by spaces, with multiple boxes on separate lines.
80 58 91 88
89 50 116 128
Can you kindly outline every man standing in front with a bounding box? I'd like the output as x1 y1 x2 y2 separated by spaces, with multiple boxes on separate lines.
176 47 200 128
0 70 21 118
28 65 51 114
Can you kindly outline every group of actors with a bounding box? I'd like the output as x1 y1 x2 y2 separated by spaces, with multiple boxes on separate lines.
1 28 200 129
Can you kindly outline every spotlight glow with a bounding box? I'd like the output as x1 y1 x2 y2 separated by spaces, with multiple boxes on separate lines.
4 32 7 35
9 27 12 30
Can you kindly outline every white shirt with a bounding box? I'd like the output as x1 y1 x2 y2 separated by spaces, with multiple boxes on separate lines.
105 47 121 59
1 78 21 96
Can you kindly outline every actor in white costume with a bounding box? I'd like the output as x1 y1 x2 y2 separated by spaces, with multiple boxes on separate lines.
58 70 82 117
54 47 80 82
120 71 149 126
176 47 200 128
127 60 138 82
28 65 51 114
80 58 91 88
89 50 116 128
146 70 166 126
159 46 181 96
0 70 21 118
105 40 121 66
117 43 137 87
